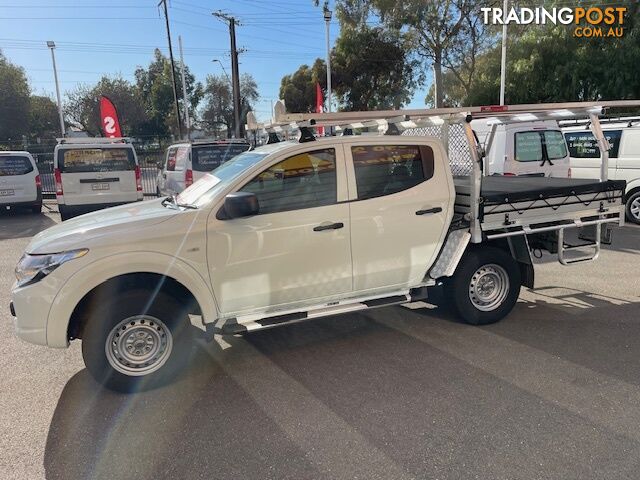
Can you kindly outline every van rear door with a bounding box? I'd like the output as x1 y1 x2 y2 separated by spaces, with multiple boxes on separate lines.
510 129 570 177
191 143 250 182
57 146 138 205
0 154 36 203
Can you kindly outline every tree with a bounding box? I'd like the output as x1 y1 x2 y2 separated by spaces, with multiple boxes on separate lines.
332 25 419 110
0 52 30 140
64 76 146 136
279 59 327 113
28 95 59 140
134 49 203 137
201 73 259 138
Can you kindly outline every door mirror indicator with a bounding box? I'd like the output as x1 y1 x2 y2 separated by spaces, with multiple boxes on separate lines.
221 192 259 219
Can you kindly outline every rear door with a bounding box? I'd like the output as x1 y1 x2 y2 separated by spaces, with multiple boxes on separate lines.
58 146 137 205
614 130 639 184
192 143 250 182
0 154 36 203
345 140 453 294
510 129 570 177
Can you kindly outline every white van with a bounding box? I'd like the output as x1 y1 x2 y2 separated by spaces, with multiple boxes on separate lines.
0 151 42 213
157 140 250 196
472 120 571 177
53 138 142 221
564 122 640 224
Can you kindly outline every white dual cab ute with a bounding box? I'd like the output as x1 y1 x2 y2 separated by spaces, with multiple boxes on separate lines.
10 101 637 391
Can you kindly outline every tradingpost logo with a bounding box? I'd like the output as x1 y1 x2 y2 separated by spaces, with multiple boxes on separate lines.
481 6 627 38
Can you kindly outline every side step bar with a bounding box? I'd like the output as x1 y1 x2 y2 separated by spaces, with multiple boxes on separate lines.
207 287 430 337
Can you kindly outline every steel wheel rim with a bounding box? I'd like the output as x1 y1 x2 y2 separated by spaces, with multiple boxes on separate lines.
468 263 510 312
105 316 173 376
631 197 640 220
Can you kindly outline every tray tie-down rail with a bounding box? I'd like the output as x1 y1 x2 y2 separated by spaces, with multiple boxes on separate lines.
485 216 617 266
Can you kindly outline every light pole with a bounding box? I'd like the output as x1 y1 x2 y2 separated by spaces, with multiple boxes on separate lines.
323 6 332 115
47 41 65 137
499 0 508 105
212 59 232 85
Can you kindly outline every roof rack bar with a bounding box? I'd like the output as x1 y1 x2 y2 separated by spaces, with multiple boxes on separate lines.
56 137 132 144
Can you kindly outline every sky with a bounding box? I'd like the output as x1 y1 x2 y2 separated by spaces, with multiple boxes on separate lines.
0 0 430 123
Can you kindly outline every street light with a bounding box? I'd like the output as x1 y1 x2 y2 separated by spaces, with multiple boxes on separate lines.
47 41 65 137
323 6 332 115
212 59 232 85
499 0 508 105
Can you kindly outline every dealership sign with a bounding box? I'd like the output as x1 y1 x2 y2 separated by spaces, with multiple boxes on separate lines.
481 6 627 37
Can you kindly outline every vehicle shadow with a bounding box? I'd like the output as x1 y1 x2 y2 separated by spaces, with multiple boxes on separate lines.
0 209 57 240
44 291 640 480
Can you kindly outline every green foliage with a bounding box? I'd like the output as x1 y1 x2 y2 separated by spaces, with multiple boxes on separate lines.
279 59 327 113
201 73 259 138
0 52 30 140
28 96 59 140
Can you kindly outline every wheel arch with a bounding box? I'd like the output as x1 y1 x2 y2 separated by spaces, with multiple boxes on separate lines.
46 252 219 348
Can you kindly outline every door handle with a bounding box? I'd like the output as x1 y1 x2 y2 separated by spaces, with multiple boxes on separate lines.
313 222 344 232
416 207 443 216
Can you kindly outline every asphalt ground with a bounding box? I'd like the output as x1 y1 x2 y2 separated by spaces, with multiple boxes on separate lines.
1 204 639 480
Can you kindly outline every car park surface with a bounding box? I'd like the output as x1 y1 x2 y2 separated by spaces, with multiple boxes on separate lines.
1 205 640 480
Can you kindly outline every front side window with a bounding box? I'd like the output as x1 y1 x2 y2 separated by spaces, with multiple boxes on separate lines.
0 155 33 176
564 130 622 159
240 148 337 215
58 148 135 173
351 145 434 200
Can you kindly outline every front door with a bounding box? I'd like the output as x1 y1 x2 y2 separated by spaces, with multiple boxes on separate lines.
345 141 452 294
207 146 353 315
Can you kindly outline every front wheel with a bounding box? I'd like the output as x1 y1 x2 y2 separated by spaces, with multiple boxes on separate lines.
81 290 195 392
626 191 640 225
448 247 521 325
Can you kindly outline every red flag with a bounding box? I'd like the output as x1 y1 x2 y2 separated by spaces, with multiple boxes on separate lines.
99 95 123 138
315 82 324 136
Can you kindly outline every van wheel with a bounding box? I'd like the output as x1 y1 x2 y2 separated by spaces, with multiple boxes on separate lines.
449 247 521 325
626 191 640 225
31 204 42 214
81 290 195 392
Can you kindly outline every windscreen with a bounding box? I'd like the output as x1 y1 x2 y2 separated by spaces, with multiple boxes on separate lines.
0 155 33 176
58 148 136 173
191 143 250 172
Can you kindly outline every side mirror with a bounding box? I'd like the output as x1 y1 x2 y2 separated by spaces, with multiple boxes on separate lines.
222 192 259 219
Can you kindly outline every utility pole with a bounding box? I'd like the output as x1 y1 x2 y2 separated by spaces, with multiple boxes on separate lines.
323 6 332 114
46 41 65 137
158 0 183 139
213 11 242 139
499 0 508 105
178 35 190 140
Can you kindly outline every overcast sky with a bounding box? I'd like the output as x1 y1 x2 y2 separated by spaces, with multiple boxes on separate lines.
0 0 430 121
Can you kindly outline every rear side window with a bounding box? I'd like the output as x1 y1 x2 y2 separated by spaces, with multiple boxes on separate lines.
0 155 33 176
564 130 622 158
351 145 434 200
58 148 135 173
166 147 178 171
192 144 250 172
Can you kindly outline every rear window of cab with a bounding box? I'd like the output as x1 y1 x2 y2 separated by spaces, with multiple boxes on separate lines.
0 155 34 176
57 148 136 173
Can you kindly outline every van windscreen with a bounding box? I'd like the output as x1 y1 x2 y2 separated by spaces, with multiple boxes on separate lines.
58 148 135 173
0 156 33 176
192 144 250 172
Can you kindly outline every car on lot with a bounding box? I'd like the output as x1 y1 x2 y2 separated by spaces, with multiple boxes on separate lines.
157 139 251 196
472 119 571 177
0 151 42 214
11 99 630 393
53 138 142 221
564 122 640 224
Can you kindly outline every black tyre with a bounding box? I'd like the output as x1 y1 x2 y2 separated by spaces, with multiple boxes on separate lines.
59 205 69 221
448 246 521 325
31 203 42 214
81 289 195 392
626 191 640 225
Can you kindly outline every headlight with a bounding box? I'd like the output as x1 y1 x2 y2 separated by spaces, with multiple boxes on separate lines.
15 249 88 287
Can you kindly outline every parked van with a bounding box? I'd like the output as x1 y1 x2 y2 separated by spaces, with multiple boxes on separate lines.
53 138 142 221
563 123 640 223
158 139 250 196
0 151 42 213
472 120 571 177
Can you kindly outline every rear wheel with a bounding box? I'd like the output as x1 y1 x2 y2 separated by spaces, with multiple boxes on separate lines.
449 247 521 325
31 203 42 214
81 290 195 392
59 205 69 221
626 191 640 225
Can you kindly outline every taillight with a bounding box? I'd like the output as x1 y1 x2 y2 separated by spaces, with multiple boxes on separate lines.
35 174 41 188
54 168 63 195
567 168 572 178
185 169 193 187
503 172 516 176
134 166 143 192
